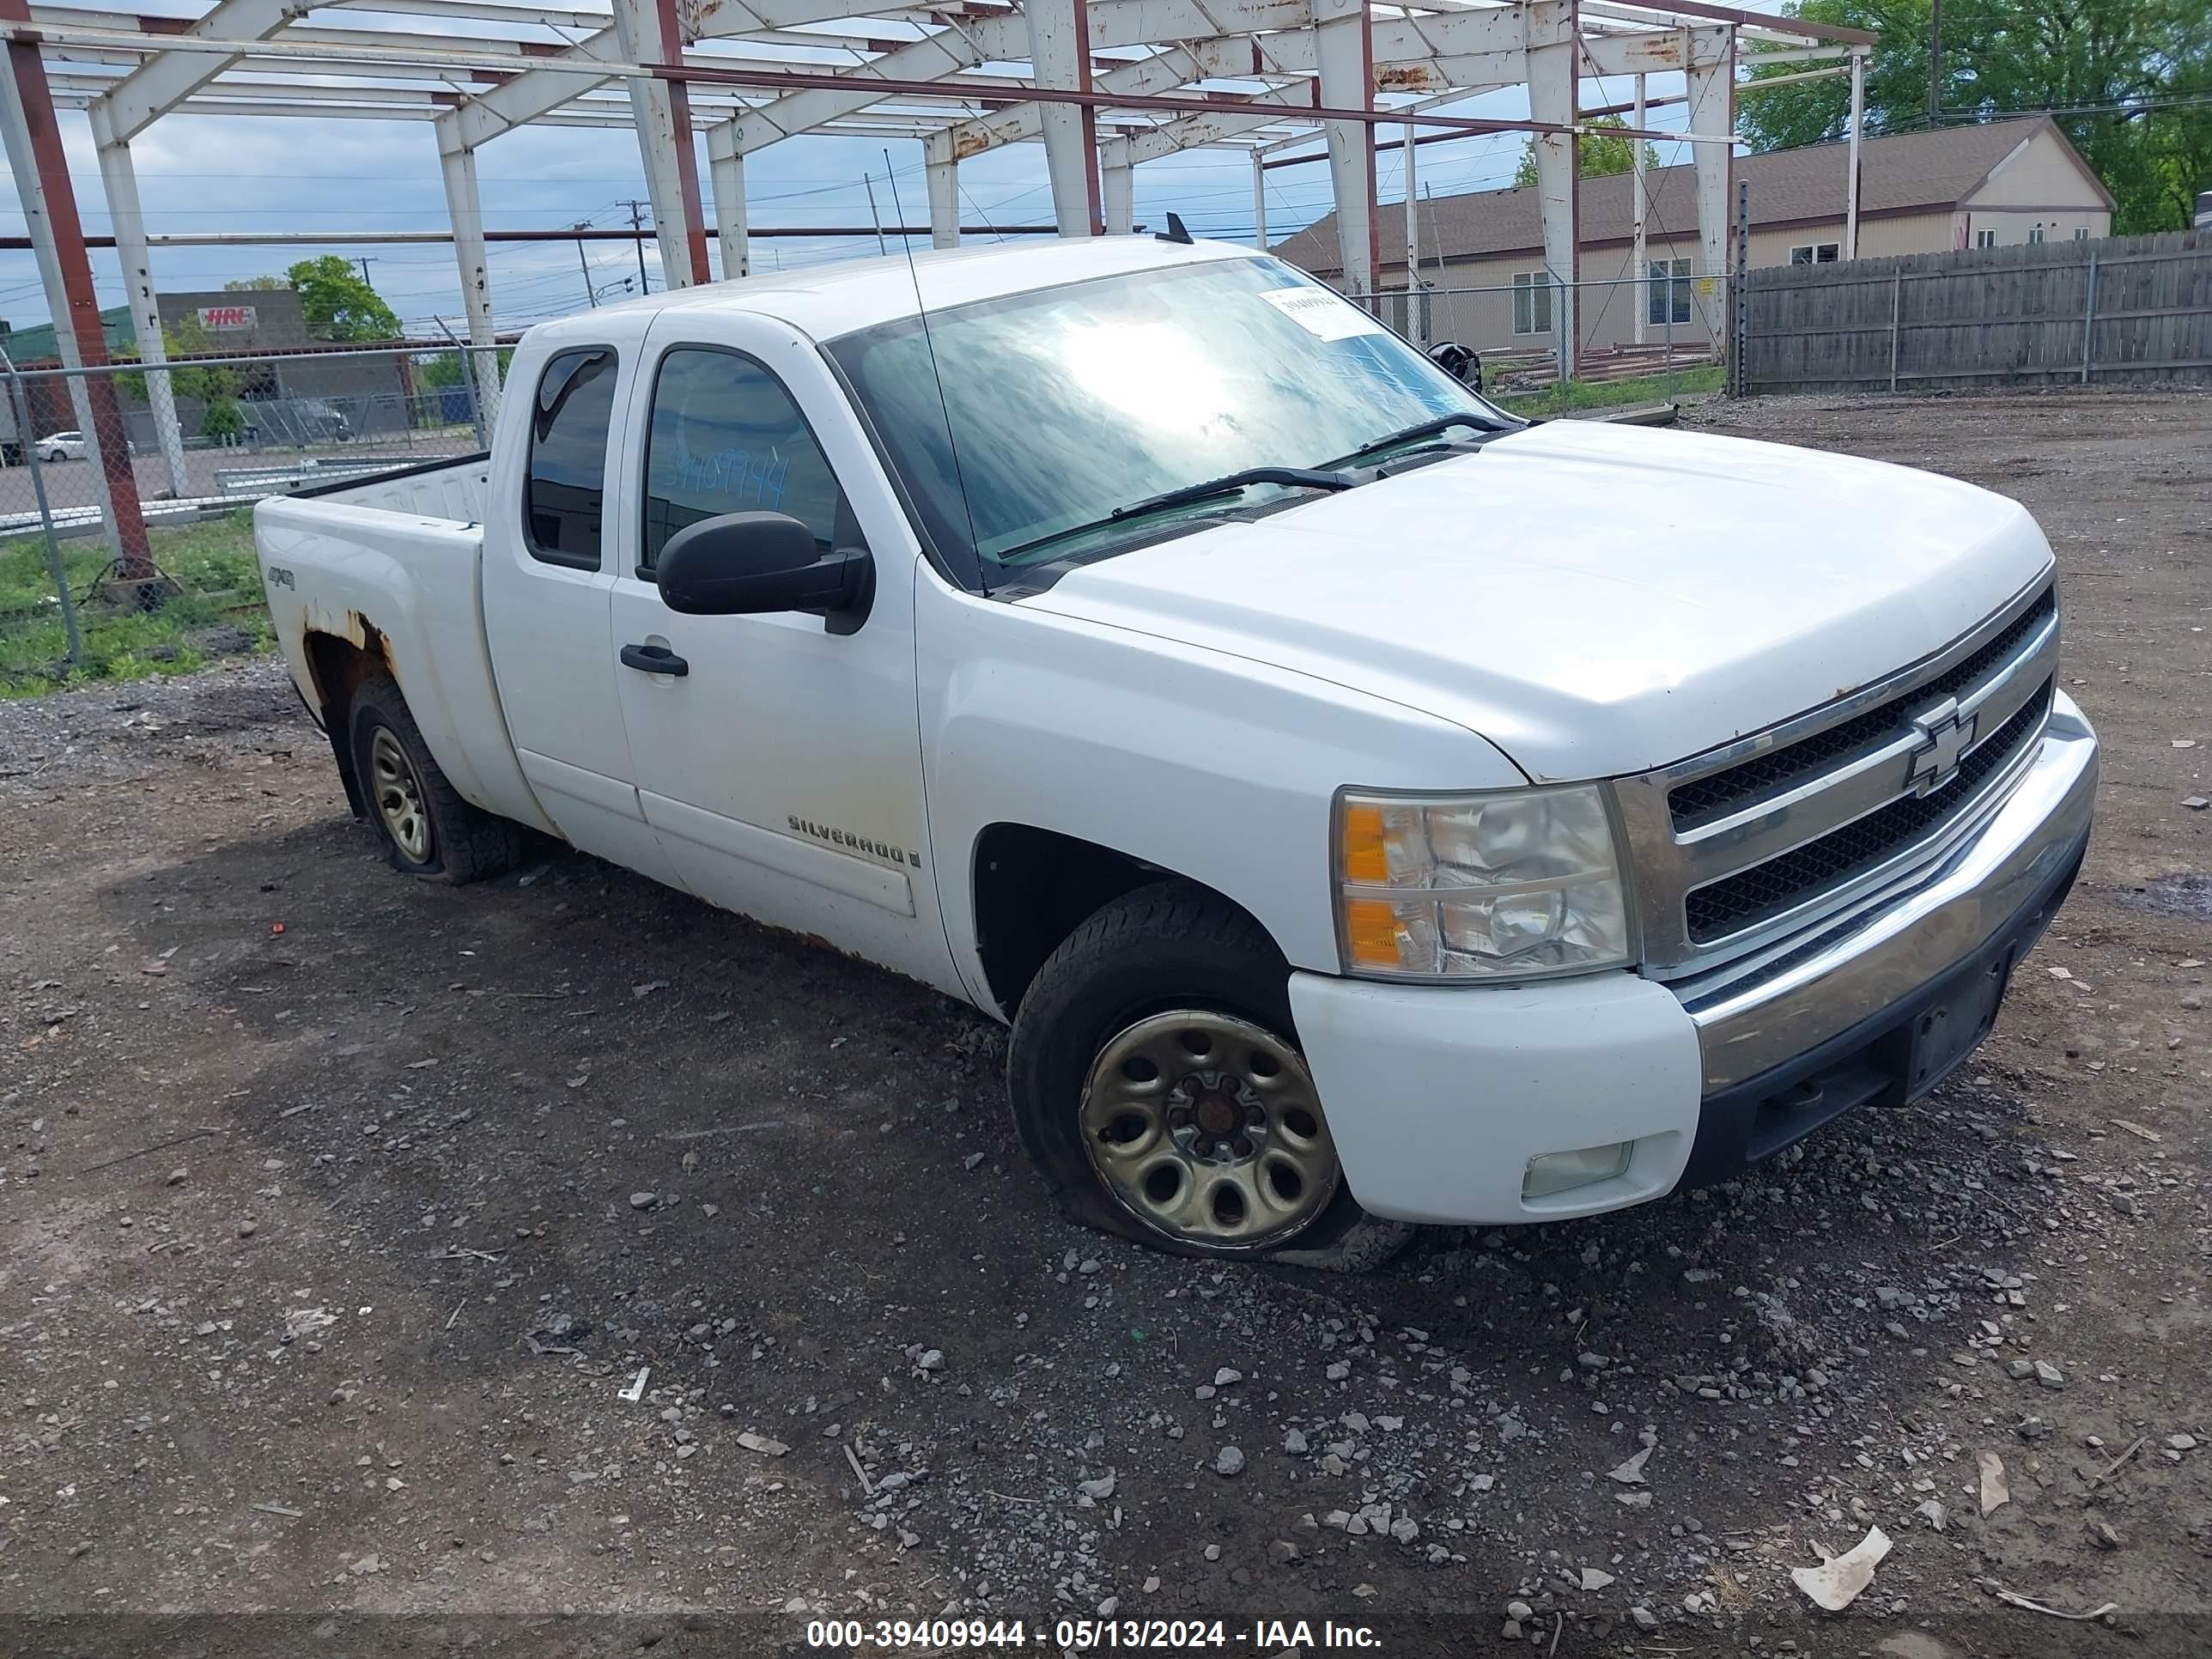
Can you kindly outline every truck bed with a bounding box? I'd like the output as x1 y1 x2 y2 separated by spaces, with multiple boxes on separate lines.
253 451 553 836
289 450 491 522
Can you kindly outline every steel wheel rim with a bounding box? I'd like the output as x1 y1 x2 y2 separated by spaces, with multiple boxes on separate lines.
368 726 433 863
1079 1010 1340 1251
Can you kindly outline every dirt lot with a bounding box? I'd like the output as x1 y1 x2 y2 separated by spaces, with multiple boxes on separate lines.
3 388 2209 1657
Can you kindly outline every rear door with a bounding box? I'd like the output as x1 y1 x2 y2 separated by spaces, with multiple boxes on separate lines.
606 309 959 995
480 324 686 890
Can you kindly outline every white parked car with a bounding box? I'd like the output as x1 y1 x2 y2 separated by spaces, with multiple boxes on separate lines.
38 429 85 462
253 236 2096 1270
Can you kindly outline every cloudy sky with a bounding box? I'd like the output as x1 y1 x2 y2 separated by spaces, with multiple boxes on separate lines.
1 1 1764 338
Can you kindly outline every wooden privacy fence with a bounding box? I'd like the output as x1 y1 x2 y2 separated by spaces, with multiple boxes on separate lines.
1735 230 2212 395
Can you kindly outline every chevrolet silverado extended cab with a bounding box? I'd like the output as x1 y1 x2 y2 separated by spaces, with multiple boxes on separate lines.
255 235 2097 1271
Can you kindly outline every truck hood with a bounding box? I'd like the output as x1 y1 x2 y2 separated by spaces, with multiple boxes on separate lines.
1018 418 2055 781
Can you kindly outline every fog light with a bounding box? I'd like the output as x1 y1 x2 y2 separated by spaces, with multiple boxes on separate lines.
1522 1141 1633 1200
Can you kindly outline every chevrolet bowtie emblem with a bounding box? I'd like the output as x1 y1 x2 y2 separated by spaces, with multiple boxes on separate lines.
1905 696 1976 796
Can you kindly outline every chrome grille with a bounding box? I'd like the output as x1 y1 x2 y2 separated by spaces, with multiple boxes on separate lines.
1668 587 2057 830
1615 577 2061 977
1683 682 2051 941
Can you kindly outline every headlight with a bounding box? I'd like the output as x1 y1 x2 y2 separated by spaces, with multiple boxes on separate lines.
1334 784 1633 981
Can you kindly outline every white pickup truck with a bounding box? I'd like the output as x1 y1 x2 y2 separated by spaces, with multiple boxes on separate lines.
256 234 2096 1271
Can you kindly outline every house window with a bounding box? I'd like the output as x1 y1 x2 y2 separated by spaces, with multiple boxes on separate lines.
1647 258 1692 326
1789 242 1840 264
1975 228 1997 249
1511 271 1553 336
2074 226 2090 240
2028 223 2046 244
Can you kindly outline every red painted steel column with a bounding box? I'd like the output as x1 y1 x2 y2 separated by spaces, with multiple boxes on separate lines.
1 0 156 584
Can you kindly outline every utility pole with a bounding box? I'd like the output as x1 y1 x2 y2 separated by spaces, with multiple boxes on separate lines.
356 254 377 287
575 222 597 307
1929 0 1942 125
626 199 651 294
862 173 889 256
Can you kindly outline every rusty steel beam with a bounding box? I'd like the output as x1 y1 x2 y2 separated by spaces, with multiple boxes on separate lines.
0 0 155 580
647 56 1700 142
0 223 1060 252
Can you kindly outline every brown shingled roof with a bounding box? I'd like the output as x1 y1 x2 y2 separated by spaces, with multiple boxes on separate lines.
1274 117 2108 276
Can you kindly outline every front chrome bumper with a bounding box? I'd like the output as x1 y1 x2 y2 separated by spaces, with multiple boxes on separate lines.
1285 695 2095 1228
1683 689 2098 1094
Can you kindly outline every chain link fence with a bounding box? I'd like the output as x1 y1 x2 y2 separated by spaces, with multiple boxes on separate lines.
0 341 506 694
1350 270 1727 395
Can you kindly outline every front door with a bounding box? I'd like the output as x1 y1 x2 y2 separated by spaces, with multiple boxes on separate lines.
606 313 960 996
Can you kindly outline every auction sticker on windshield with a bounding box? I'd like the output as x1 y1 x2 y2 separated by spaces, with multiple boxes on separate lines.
1259 284 1389 342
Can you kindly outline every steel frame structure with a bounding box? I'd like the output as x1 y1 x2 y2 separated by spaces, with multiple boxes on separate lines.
2 0 1872 559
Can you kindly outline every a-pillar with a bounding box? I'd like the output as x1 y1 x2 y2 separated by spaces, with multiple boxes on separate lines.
1524 0 1578 376
89 103 186 499
707 122 749 278
1313 0 1376 296
0 11 150 575
924 133 960 249
1024 0 1100 236
435 122 501 416
1685 24 1735 340
610 0 711 286
1101 137 1133 234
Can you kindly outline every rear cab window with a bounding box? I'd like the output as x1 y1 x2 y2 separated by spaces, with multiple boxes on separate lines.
525 348 619 569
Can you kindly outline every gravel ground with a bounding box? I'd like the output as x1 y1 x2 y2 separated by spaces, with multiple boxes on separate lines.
3 388 2209 1658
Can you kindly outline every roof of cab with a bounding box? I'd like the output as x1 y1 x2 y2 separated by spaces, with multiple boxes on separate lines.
526 234 1266 349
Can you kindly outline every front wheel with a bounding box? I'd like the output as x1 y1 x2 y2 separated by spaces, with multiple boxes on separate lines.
1007 882 1412 1272
44 449 64 464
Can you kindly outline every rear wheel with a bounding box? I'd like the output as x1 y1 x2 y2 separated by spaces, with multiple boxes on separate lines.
1008 881 1412 1272
346 676 522 884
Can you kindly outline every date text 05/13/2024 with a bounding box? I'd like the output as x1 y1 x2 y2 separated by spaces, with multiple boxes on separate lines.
803 1618 1383 1650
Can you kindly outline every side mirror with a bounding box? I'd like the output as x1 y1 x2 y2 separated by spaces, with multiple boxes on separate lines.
656 510 875 633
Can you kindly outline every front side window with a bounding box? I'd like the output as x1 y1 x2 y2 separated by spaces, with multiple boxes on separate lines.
524 348 617 568
826 257 1504 580
1512 271 1554 335
1647 258 1692 325
640 347 853 574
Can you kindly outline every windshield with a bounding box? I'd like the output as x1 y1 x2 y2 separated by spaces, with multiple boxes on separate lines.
825 257 1504 575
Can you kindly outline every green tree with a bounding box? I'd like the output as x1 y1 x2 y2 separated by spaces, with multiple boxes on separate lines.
284 256 402 342
1512 116 1663 188
1740 0 2212 234
222 275 289 292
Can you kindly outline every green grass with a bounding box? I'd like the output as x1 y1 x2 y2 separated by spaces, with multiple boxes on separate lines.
1493 363 1725 417
0 510 273 696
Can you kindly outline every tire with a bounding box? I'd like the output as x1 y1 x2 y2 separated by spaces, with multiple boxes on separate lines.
1007 880 1413 1273
346 675 522 884
45 449 64 464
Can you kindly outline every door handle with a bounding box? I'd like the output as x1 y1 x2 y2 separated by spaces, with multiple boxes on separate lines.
620 641 690 678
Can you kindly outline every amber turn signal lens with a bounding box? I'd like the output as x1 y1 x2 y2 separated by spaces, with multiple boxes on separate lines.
1342 897 1401 969
1340 802 1389 885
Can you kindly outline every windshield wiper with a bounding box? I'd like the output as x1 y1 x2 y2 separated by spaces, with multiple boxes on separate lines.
1328 412 1503 467
1109 465 1352 521
995 466 1352 562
